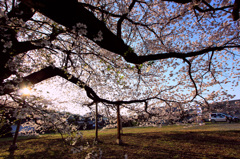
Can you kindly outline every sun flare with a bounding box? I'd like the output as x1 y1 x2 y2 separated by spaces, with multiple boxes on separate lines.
21 87 31 96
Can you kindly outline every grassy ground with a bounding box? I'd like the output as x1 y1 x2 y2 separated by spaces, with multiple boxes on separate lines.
1 123 240 159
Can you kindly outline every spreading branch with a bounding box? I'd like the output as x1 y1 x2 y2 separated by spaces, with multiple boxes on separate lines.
19 0 239 65
1 66 157 106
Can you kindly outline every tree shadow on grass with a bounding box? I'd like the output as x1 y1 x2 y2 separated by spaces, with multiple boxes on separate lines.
1 131 240 159
163 131 240 145
1 137 76 159
98 131 240 159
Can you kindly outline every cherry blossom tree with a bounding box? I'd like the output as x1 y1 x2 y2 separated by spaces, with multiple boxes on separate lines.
0 0 240 150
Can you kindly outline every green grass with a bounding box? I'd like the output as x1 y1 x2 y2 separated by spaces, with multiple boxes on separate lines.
1 123 240 159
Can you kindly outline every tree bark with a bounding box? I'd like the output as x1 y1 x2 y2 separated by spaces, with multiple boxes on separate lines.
95 103 99 142
116 104 123 145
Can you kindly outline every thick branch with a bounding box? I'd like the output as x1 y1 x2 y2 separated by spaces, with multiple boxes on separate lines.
1 66 155 105
135 46 238 64
20 0 131 61
117 0 137 38
20 0 239 65
232 0 240 21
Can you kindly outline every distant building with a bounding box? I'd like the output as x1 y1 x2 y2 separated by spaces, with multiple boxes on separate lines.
210 99 240 115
